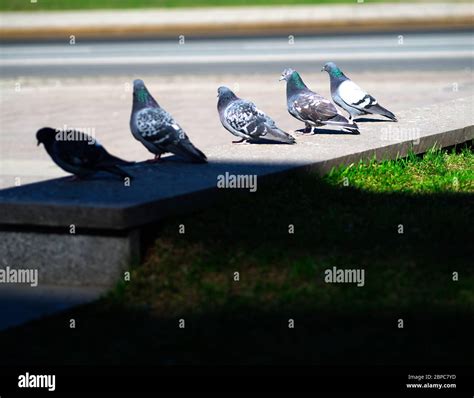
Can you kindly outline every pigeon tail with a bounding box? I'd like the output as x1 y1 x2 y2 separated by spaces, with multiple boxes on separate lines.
325 114 359 130
265 127 296 144
342 126 361 135
168 141 208 164
367 104 398 121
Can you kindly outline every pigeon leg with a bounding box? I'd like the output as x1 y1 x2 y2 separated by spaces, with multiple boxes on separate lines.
146 154 162 163
232 138 246 144
296 124 313 134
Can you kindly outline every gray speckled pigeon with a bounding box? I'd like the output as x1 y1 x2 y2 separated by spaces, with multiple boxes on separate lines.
322 62 397 122
36 127 133 180
130 79 207 163
280 68 359 134
217 86 295 144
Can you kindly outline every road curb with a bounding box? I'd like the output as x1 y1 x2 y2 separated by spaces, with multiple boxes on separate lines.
1 3 472 41
1 18 473 41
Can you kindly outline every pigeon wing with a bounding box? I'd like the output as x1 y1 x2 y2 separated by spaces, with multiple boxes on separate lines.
337 80 377 112
133 107 187 156
254 107 295 143
135 107 206 163
225 100 268 139
255 107 277 128
291 91 340 123
135 108 178 141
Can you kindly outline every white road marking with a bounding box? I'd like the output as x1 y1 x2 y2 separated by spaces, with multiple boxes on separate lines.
0 50 470 67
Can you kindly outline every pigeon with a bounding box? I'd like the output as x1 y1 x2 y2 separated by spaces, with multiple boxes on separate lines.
130 79 207 163
36 127 133 180
279 68 359 134
322 62 397 122
217 86 295 144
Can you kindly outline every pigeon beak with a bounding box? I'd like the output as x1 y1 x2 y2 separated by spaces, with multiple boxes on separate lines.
279 76 284 81
321 68 324 72
37 140 40 146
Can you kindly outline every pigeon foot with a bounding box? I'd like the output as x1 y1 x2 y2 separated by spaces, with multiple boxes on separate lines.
146 154 162 163
295 127 313 134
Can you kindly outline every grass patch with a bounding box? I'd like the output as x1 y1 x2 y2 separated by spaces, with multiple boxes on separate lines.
0 146 472 366
326 147 474 193
2 0 425 11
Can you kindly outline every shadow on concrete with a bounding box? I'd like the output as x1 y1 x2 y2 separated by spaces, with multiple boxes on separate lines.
355 117 396 123
312 128 360 135
230 138 296 145
0 158 310 229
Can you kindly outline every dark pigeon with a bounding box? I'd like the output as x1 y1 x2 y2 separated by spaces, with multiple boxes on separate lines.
130 79 207 163
217 86 295 144
280 68 359 134
322 62 397 122
36 127 133 180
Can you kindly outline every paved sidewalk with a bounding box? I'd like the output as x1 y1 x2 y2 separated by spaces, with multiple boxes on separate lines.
1 3 473 40
1 71 472 189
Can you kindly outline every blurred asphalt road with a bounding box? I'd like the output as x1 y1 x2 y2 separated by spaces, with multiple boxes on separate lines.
0 30 473 77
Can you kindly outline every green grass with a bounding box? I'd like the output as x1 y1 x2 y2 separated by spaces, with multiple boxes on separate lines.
0 146 472 366
326 147 474 193
1 0 421 11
